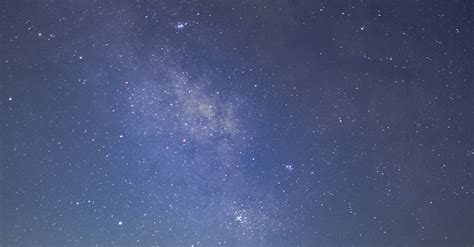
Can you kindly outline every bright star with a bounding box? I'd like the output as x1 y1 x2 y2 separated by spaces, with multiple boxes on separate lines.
175 22 188 29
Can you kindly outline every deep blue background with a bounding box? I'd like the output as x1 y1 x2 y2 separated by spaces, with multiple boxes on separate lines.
1 1 473 246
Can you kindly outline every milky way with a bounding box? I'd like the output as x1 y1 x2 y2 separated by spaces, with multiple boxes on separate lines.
1 1 473 246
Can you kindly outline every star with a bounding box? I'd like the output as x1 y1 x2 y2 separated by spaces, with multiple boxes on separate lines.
235 215 243 222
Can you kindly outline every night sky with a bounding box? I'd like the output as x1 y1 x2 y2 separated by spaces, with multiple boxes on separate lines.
1 1 473 246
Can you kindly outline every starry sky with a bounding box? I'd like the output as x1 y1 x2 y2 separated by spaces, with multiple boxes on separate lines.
1 1 473 246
